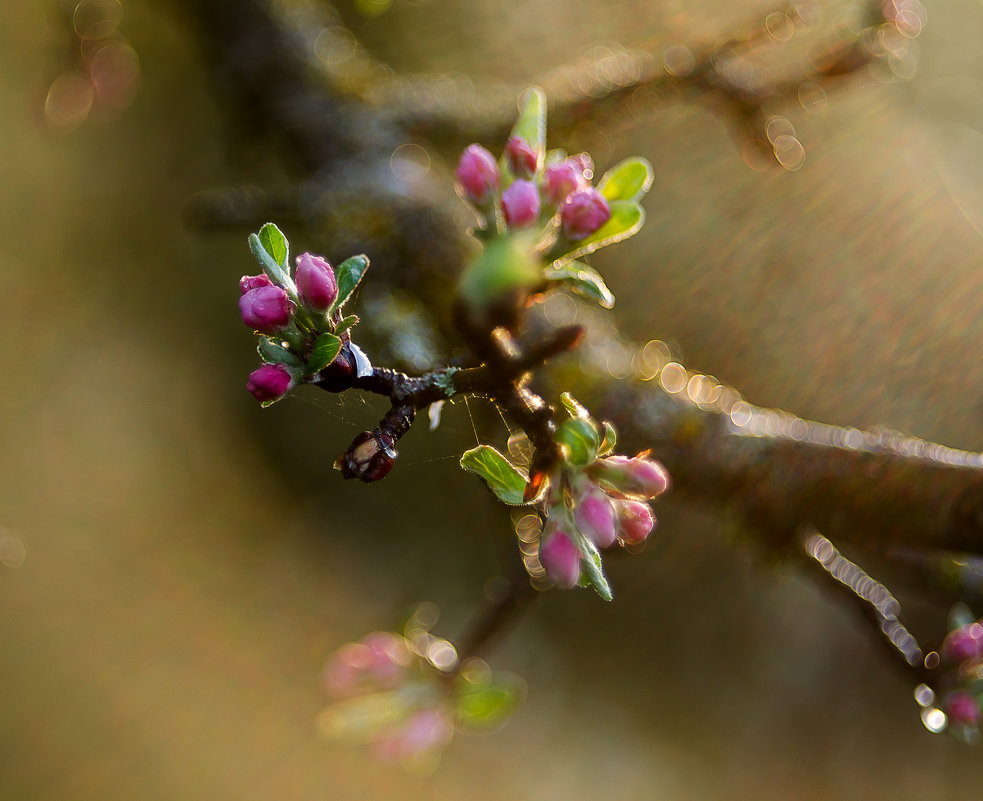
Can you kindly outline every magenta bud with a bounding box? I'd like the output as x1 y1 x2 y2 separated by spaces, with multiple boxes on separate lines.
946 691 981 726
588 455 670 499
395 708 454 758
542 160 581 207
505 136 538 179
246 363 295 403
616 499 656 544
239 284 295 334
454 144 499 207
561 188 611 241
501 179 540 228
539 529 581 589
944 623 983 662
295 252 338 312
338 430 397 483
574 488 617 548
239 273 274 294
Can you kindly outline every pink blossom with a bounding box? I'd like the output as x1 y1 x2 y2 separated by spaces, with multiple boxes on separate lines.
295 252 338 312
502 179 540 228
454 144 499 206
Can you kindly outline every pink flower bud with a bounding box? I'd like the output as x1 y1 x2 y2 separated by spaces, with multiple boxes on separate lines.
295 252 338 312
946 691 981 726
539 529 581 589
616 499 655 544
338 430 397 483
246 363 295 403
587 455 670 499
944 623 983 662
501 179 540 228
574 487 617 548
541 160 581 207
454 144 499 206
561 187 611 241
394 708 454 758
239 284 295 334
505 136 538 179
239 273 273 294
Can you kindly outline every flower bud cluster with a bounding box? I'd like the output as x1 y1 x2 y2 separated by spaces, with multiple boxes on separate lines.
938 619 983 735
239 224 366 407
531 400 669 596
320 630 455 764
454 138 611 241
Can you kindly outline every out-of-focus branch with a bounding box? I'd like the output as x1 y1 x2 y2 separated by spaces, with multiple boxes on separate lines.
800 529 929 684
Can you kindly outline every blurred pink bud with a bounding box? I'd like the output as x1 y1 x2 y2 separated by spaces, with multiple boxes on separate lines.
239 273 274 294
946 691 981 726
541 160 581 207
239 284 295 334
944 623 983 662
540 529 581 589
616 499 655 544
505 136 538 179
322 632 412 698
502 179 540 228
395 708 454 758
574 487 617 548
361 632 413 687
588 455 670 499
246 363 294 403
455 144 499 206
295 252 338 312
561 188 611 241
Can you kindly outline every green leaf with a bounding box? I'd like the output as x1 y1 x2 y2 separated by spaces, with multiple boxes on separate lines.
551 200 644 262
333 314 359 336
555 417 600 467
457 232 541 311
577 537 613 601
545 262 615 309
460 445 528 505
258 222 289 268
597 157 654 203
559 391 590 420
331 255 370 312
248 231 293 291
307 332 342 374
500 87 546 186
599 421 617 456
454 674 525 733
257 337 304 370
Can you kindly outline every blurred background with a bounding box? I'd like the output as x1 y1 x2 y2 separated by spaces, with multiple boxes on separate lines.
5 0 983 798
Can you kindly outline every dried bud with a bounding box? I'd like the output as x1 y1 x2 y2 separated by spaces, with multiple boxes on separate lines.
944 623 983 662
541 160 581 207
454 144 499 207
946 691 981 726
338 430 397 483
587 455 670 499
539 528 581 589
561 187 611 241
246 363 295 403
574 486 617 548
295 252 338 312
616 499 656 544
505 136 538 179
238 284 295 335
239 273 274 294
501 179 540 229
